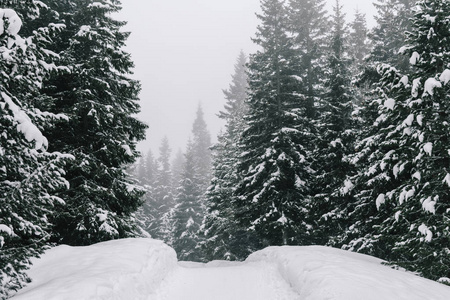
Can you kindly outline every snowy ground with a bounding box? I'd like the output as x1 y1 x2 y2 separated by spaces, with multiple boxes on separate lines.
12 238 450 300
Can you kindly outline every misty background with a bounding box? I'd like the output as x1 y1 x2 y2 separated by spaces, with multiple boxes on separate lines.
117 0 375 154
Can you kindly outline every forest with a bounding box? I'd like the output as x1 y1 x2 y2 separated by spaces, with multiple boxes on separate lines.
1 0 449 298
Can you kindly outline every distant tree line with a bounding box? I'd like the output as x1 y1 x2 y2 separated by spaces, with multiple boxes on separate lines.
133 104 212 261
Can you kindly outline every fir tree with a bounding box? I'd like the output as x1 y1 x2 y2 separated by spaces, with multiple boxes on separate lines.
346 0 450 281
365 0 415 80
312 0 356 245
348 9 371 79
171 148 185 193
171 141 204 261
135 149 158 236
171 106 211 259
202 51 251 261
151 137 174 239
0 5 71 298
235 0 313 248
287 0 329 118
191 104 212 191
31 0 147 245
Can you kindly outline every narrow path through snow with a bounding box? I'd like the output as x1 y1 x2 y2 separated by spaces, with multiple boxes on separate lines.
156 261 300 300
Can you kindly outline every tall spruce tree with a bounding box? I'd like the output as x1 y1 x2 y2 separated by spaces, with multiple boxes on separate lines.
348 9 371 79
34 0 147 245
312 0 356 245
202 51 250 261
135 149 158 236
235 0 313 248
0 5 71 298
171 106 211 259
171 141 204 261
345 0 450 281
287 0 329 118
171 149 185 193
365 0 415 80
191 104 212 191
151 137 174 239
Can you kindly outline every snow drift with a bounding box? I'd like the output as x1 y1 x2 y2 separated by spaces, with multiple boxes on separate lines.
13 238 177 300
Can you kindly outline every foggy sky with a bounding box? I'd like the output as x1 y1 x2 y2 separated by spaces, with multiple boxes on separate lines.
118 0 376 157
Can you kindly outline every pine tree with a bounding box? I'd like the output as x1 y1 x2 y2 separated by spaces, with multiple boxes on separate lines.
0 5 71 298
202 51 251 261
311 0 356 245
30 0 147 245
235 0 313 248
171 141 204 261
346 0 450 281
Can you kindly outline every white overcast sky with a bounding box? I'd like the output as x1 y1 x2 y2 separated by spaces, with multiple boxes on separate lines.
117 0 376 156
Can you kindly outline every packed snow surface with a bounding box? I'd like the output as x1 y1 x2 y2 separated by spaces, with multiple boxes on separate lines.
13 238 450 300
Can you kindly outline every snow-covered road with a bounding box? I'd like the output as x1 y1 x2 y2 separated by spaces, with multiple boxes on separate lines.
12 238 450 300
156 261 300 300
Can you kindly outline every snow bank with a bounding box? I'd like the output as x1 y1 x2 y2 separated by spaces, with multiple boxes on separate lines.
247 245 450 300
12 241 450 299
13 238 177 300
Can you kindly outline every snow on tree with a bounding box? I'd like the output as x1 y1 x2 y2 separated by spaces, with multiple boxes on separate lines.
171 148 185 193
0 5 72 298
348 9 371 79
191 104 212 191
311 0 356 245
235 0 314 248
171 141 204 261
202 51 252 261
365 0 416 79
344 0 450 282
287 0 329 118
171 106 212 260
134 149 158 237
26 0 147 245
149 137 174 239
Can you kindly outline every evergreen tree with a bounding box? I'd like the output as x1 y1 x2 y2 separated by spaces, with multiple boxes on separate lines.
191 104 212 191
311 0 356 245
135 149 158 236
287 0 329 118
171 148 185 193
135 149 157 186
365 0 415 80
345 0 450 281
202 51 251 261
31 0 147 245
348 9 371 79
235 0 313 248
0 5 71 298
171 106 211 259
171 141 204 261
151 137 174 239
